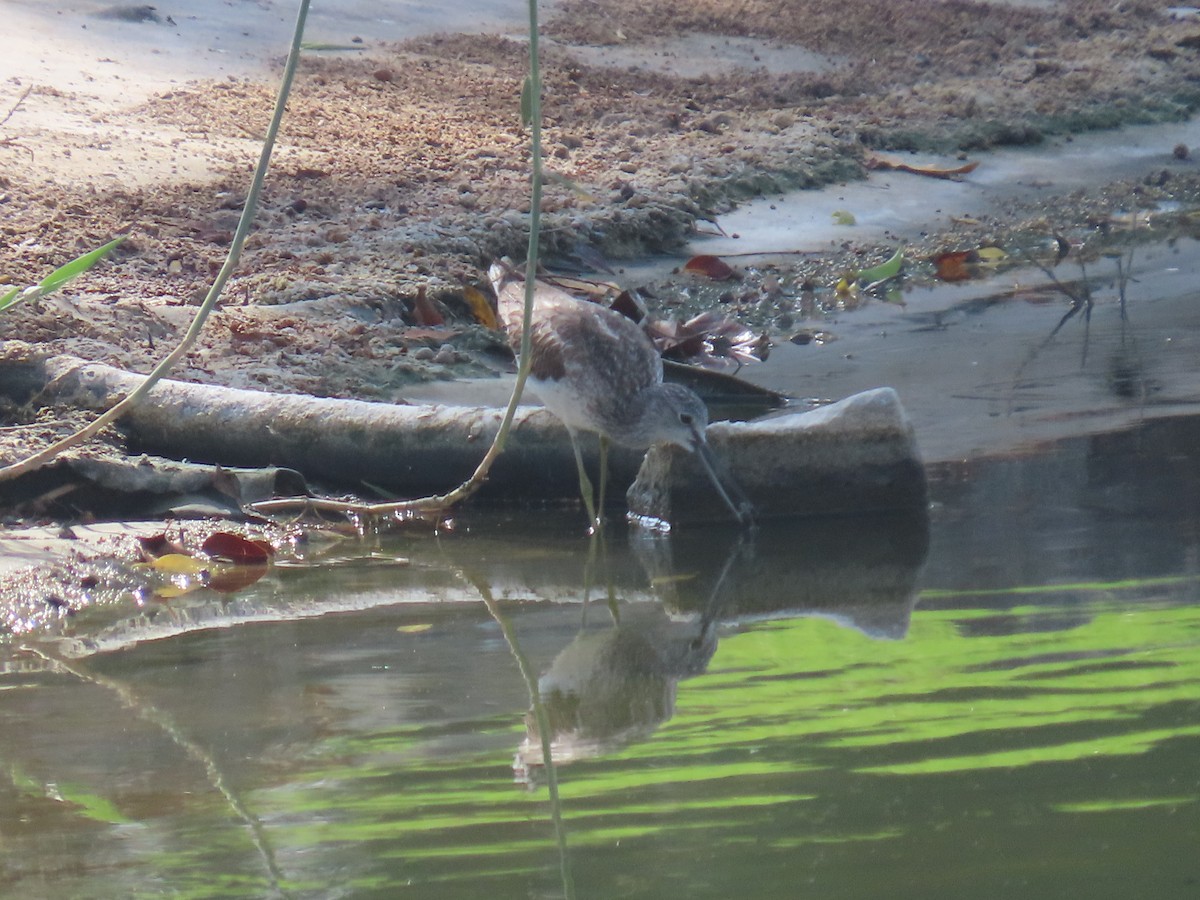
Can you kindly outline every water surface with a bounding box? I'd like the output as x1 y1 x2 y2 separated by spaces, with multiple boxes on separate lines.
2 414 1198 899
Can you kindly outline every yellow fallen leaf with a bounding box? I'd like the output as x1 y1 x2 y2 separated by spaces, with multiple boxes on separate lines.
397 623 434 634
866 154 980 180
976 246 1007 264
461 285 499 329
140 553 206 575
153 584 201 600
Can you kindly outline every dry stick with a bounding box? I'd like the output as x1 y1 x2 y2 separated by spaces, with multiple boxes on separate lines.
1006 250 1091 401
0 85 34 156
0 0 314 485
0 84 33 130
252 2 548 524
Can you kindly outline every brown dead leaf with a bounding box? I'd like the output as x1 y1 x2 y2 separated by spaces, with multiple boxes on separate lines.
411 285 445 327
933 250 975 282
645 311 768 371
683 254 737 281
609 289 646 323
202 532 273 565
867 153 980 180
541 274 622 301
136 533 185 561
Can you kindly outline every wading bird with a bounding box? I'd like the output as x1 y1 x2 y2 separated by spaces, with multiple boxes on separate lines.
490 261 753 529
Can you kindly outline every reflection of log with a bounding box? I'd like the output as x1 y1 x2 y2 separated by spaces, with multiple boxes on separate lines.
1 352 926 522
3 506 927 649
653 510 930 640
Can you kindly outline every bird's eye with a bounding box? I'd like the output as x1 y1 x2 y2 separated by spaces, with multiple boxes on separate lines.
679 412 694 426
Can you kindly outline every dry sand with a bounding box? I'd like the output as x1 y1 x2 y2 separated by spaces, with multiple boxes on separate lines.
2 0 1199 402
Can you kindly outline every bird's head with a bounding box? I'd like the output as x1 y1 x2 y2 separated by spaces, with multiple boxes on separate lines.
646 384 755 527
649 383 711 451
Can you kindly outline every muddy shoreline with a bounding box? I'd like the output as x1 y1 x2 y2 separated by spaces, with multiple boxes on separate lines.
3 0 1200 518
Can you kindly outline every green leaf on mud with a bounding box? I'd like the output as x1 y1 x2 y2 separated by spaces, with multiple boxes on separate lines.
1 237 124 315
857 247 904 285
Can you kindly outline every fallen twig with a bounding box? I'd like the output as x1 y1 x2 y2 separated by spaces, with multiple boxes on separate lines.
0 84 32 130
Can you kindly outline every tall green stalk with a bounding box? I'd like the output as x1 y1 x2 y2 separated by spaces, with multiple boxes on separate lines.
341 0 545 518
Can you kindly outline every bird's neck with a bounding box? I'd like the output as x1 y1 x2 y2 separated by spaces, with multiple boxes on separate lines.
599 385 666 449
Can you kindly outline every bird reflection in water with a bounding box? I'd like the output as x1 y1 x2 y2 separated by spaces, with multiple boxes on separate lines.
513 535 743 783
513 511 930 783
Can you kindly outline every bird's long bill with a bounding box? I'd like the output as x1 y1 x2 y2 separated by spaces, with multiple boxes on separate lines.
692 436 755 526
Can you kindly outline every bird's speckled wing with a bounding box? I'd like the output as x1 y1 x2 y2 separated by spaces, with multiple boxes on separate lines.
494 270 660 384
490 265 663 433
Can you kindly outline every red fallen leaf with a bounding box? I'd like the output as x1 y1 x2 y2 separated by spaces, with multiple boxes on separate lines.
207 563 270 594
866 153 980 181
933 250 975 282
202 532 273 564
411 285 445 326
682 254 737 281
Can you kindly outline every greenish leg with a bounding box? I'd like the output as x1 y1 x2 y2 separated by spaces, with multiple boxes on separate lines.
596 435 610 533
595 435 620 622
568 429 597 529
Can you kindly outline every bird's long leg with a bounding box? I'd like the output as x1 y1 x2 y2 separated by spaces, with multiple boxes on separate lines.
596 434 620 622
596 435 610 534
580 525 599 628
568 427 598 529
